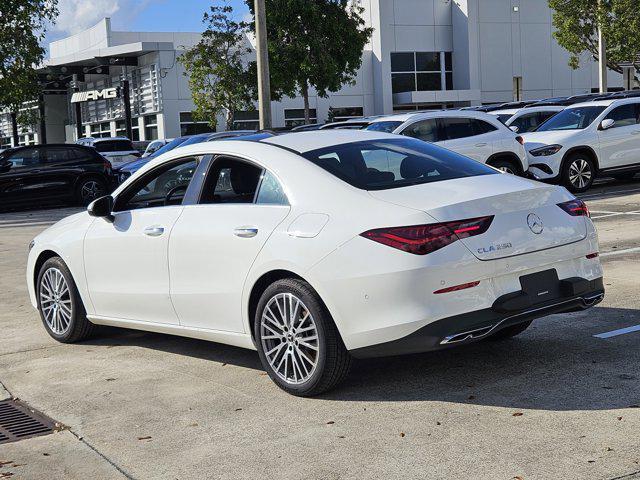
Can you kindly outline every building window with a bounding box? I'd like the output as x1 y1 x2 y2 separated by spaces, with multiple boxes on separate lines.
328 107 364 122
284 108 317 127
144 115 158 140
513 77 523 101
116 119 140 140
391 52 453 94
179 112 215 136
232 110 260 130
89 122 111 138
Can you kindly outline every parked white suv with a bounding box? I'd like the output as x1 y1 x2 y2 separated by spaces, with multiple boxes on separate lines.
366 111 528 175
521 98 640 192
489 106 564 133
76 137 140 168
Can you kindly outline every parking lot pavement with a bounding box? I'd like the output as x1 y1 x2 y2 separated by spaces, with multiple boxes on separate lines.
1 185 640 480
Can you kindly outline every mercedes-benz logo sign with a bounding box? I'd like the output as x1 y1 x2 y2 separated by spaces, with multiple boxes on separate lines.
527 213 544 234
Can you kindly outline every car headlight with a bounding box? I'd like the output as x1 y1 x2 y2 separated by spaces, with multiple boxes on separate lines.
529 144 563 157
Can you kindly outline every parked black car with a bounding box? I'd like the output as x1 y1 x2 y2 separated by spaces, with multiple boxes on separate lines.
0 144 116 210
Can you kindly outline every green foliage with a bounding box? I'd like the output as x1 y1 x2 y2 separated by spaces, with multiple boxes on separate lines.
0 0 58 113
248 0 373 123
180 2 256 131
550 0 640 73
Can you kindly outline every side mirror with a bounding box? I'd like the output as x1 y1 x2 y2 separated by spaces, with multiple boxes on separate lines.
600 118 615 130
509 125 519 133
88 195 114 222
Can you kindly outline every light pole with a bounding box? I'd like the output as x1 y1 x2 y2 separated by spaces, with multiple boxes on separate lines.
254 0 272 129
598 0 608 93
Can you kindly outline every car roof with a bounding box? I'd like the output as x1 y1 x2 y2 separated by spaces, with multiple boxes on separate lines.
259 130 399 153
369 109 507 125
85 136 132 143
563 98 639 108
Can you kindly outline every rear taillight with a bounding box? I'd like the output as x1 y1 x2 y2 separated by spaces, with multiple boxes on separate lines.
516 135 524 145
557 199 589 217
360 216 494 255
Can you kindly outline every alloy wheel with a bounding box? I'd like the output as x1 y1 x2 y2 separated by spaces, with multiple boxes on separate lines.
260 293 319 385
80 180 103 201
568 159 592 189
39 267 72 335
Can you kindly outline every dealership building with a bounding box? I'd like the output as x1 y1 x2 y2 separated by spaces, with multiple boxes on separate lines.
0 0 631 147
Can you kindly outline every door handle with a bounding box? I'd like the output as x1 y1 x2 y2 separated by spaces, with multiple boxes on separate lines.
234 227 258 238
475 143 488 147
143 226 165 237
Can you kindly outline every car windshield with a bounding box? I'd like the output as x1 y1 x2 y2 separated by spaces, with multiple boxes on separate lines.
365 121 403 133
149 137 189 158
301 137 497 191
536 106 606 131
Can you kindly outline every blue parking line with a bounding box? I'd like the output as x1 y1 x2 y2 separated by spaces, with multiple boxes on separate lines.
594 325 640 339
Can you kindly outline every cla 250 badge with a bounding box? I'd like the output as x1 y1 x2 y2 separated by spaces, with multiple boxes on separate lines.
478 242 513 255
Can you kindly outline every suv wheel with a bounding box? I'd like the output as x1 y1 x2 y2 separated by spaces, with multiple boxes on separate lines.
490 158 521 176
561 154 595 193
76 178 106 206
254 279 351 396
37 256 95 343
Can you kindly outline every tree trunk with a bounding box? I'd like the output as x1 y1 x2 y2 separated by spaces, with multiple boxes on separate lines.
10 112 19 147
302 82 310 125
226 109 235 132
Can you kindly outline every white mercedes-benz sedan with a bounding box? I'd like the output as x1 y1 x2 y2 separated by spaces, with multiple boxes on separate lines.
27 131 604 396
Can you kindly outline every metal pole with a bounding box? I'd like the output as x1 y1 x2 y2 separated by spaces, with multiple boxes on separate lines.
10 112 19 147
598 0 608 93
38 94 47 145
72 74 83 140
121 80 133 140
254 0 272 130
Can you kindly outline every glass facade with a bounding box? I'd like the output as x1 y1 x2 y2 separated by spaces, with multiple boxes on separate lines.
391 52 453 94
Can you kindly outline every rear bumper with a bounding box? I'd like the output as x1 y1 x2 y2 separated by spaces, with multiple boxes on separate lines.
350 277 604 358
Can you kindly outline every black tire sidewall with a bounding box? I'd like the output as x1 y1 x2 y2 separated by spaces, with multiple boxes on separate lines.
36 257 86 343
254 279 331 396
562 154 595 193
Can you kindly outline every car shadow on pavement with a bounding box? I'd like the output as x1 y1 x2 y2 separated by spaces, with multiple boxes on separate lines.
84 306 639 410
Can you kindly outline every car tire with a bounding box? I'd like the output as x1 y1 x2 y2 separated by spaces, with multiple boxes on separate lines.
36 256 95 343
254 278 351 396
487 321 532 341
561 154 595 193
76 177 107 206
489 158 522 176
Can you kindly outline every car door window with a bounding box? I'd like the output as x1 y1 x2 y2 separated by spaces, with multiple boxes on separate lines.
115 157 199 211
401 119 439 142
440 117 477 140
510 113 540 133
605 104 639 128
200 157 263 204
471 119 497 135
44 148 71 164
6 148 43 168
256 170 288 205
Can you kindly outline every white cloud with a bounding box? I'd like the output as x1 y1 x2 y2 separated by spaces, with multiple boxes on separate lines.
52 0 121 35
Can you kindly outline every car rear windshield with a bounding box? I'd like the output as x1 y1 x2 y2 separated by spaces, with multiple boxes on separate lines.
95 140 134 152
536 106 606 131
300 137 497 190
365 121 403 133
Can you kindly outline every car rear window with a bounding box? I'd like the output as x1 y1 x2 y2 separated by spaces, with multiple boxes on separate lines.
95 140 134 152
301 137 497 190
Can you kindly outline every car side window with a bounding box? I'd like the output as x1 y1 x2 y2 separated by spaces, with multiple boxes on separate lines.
114 156 200 212
605 104 639 128
401 119 439 142
200 157 263 204
44 148 71 164
510 113 540 133
256 170 288 205
440 117 477 140
472 119 498 135
7 148 43 168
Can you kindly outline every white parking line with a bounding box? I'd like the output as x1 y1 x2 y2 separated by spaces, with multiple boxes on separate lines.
600 246 640 257
594 325 640 339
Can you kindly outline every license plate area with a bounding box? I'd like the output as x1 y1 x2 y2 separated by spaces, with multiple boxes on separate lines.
519 269 561 304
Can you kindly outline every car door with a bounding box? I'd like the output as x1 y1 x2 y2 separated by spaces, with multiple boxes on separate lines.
438 117 494 162
168 156 291 333
39 146 79 200
597 103 640 169
83 155 201 324
0 147 49 205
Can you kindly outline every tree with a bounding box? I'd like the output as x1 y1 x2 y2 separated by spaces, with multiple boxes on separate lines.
550 0 640 74
248 0 373 124
0 0 58 143
180 3 256 131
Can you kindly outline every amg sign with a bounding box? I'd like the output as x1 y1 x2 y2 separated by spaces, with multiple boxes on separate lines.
71 87 120 103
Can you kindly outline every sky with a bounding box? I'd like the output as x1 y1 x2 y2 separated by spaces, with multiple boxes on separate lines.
45 0 250 46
